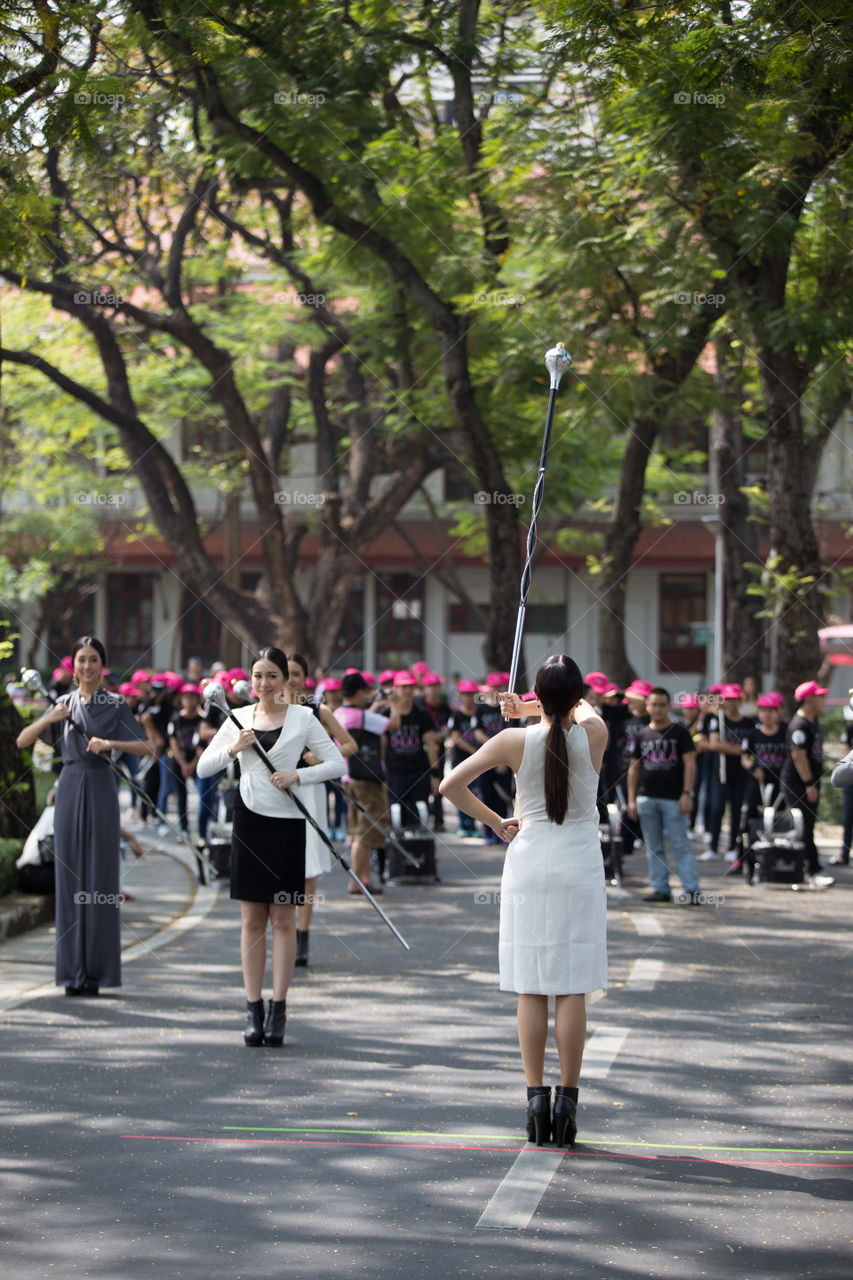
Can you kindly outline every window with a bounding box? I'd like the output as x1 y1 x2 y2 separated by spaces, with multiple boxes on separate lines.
526 604 566 634
376 573 424 666
107 574 154 676
449 601 487 633
659 574 708 674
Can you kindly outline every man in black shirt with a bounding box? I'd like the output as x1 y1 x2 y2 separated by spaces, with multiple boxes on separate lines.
446 680 481 837
705 683 755 860
387 671 440 831
781 680 832 881
627 687 700 903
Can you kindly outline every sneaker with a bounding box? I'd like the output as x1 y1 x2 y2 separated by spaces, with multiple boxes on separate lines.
642 890 672 903
809 874 836 889
724 851 737 862
156 822 169 837
829 856 850 866
698 850 718 862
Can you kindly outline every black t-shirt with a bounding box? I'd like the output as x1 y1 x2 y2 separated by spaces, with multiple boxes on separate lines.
387 705 435 774
781 713 823 791
144 696 174 752
622 713 650 772
446 707 480 767
741 724 788 784
475 702 504 740
168 712 203 763
632 721 696 800
417 696 451 737
706 712 755 783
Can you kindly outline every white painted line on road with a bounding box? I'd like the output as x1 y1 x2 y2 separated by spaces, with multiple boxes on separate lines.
628 958 664 990
476 1146 565 1230
583 1026 630 1079
632 915 663 936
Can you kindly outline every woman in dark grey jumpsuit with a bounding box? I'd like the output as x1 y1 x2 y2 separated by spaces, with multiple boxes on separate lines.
17 637 153 995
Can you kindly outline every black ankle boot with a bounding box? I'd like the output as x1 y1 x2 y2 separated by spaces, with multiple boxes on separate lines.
263 998 287 1046
243 999 265 1046
526 1086 551 1146
294 930 309 967
552 1086 578 1148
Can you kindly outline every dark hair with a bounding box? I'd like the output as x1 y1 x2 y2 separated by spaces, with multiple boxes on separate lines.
341 672 368 698
285 652 309 679
648 687 670 701
252 646 289 679
72 635 107 665
533 655 584 825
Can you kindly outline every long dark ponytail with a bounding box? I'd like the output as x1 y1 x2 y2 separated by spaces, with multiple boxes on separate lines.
533 655 584 825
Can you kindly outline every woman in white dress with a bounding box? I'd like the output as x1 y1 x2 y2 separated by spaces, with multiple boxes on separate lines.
440 655 607 1147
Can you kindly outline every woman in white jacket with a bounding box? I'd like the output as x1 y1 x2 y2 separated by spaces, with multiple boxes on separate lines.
197 647 345 1046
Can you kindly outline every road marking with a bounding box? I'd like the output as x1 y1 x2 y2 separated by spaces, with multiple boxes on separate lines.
475 1145 565 1229
632 915 663 936
628 958 664 990
582 1025 629 1078
119 1134 853 1169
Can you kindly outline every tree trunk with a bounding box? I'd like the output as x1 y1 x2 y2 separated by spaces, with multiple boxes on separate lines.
711 334 765 684
756 350 823 706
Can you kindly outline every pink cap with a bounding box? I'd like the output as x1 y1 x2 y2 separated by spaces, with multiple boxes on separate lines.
585 670 607 686
625 679 653 699
323 677 342 691
361 671 376 684
411 661 430 675
132 669 151 684
521 691 538 702
119 682 138 697
422 672 444 686
345 667 360 675
760 690 784 707
485 671 509 688
227 667 249 683
457 679 479 693
165 673 184 691
720 683 743 700
379 669 397 685
180 682 201 695
60 656 74 674
52 667 67 682
795 680 828 701
304 677 316 689
604 681 621 695
679 694 699 708
585 673 609 694
393 670 417 686
214 671 232 689
709 682 722 694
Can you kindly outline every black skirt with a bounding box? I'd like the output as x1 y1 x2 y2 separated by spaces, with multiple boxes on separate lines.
229 791 306 904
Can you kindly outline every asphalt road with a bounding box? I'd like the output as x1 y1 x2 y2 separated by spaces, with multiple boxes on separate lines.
1 824 851 1280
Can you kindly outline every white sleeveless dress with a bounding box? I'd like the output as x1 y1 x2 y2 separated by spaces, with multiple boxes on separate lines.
499 721 607 997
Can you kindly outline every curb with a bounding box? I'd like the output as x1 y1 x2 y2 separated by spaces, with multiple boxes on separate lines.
0 892 55 945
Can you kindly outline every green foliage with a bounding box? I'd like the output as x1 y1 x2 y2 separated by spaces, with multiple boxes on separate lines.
0 839 22 896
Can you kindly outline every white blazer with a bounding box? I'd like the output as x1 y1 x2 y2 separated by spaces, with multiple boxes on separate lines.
197 703 345 819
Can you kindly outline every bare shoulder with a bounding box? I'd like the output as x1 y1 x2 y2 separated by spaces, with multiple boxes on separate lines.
578 716 608 745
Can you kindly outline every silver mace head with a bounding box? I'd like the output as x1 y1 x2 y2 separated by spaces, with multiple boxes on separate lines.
231 679 253 702
545 342 572 390
21 668 49 698
201 680 230 714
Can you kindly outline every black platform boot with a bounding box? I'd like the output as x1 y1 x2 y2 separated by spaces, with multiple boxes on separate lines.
552 1086 578 1148
294 930 309 967
243 999 265 1047
263 998 287 1046
526 1086 552 1146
